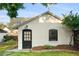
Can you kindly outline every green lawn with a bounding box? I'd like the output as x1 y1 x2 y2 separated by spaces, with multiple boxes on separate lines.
5 51 79 56
0 40 79 56
0 40 17 56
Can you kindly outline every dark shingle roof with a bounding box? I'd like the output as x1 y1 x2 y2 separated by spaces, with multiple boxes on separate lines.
0 29 7 33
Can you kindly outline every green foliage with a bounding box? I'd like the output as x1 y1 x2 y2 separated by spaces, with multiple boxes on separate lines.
62 11 79 30
41 3 53 7
3 35 12 42
4 40 16 45
44 45 53 49
0 3 24 18
32 3 55 7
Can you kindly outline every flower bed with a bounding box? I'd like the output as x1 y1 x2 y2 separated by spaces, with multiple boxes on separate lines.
32 45 74 51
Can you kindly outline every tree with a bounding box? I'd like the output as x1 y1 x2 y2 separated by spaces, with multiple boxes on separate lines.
62 11 79 30
41 3 56 7
0 3 24 18
62 11 79 47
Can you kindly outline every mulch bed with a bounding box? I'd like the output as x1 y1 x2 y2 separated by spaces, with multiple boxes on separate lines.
32 45 77 51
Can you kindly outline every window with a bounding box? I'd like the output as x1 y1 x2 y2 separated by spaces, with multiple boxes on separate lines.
24 31 31 41
49 29 58 41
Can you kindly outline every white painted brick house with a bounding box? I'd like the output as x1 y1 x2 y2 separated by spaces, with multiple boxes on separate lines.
14 11 73 50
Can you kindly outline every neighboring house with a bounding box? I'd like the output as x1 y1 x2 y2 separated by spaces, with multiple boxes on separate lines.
3 27 11 33
0 29 7 42
14 11 73 50
10 29 18 36
3 27 18 36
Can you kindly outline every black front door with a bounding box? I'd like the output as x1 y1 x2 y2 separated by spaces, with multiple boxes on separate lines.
22 29 32 49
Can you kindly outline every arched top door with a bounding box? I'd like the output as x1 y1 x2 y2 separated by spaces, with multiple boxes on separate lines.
22 29 32 49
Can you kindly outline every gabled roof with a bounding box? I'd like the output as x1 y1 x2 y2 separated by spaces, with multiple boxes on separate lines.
0 29 7 33
13 11 62 29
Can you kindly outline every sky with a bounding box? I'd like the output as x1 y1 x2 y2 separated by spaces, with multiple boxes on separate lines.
0 3 79 24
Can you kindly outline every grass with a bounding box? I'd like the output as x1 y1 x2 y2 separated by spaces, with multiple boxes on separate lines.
5 51 79 56
0 40 79 56
0 40 17 56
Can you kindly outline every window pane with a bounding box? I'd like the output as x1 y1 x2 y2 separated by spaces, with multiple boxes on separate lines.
26 32 29 35
28 38 30 40
24 35 27 37
24 32 27 35
28 32 30 34
23 31 31 41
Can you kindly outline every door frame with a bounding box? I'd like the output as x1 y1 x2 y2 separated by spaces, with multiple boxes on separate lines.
22 29 32 49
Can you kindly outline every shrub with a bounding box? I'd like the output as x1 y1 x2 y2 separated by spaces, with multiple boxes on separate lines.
44 45 53 49
3 35 12 42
